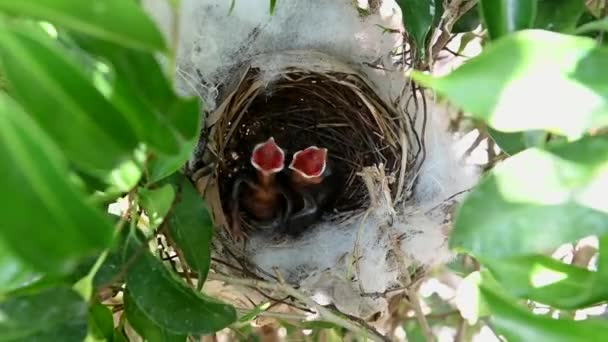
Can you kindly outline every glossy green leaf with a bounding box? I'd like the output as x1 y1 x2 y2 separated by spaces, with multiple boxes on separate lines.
168 174 213 288
479 0 537 39
92 250 123 289
71 228 127 290
113 328 129 342
413 30 608 139
124 291 187 342
432 0 444 27
139 184 176 229
73 249 111 300
452 4 480 33
534 0 586 32
488 128 548 155
0 240 39 295
451 136 608 258
575 17 608 34
0 95 113 273
72 36 190 154
480 285 608 342
0 26 139 173
398 0 438 56
0 286 88 342
125 238 236 335
147 139 197 184
106 159 143 193
165 97 202 143
88 301 115 342
0 0 166 51
487 128 525 155
270 0 277 15
483 255 608 309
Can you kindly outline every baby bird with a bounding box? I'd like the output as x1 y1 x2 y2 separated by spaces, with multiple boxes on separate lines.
230 137 292 241
283 146 340 236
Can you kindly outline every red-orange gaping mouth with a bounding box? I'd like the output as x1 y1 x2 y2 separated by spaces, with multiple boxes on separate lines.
250 137 285 174
289 146 328 178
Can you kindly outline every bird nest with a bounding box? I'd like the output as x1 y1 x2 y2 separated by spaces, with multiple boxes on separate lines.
189 51 421 245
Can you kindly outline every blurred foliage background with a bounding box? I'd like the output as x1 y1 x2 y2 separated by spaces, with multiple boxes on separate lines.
0 0 607 341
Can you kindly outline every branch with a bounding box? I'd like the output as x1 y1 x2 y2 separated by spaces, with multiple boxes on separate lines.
409 290 435 342
431 0 480 60
207 273 389 342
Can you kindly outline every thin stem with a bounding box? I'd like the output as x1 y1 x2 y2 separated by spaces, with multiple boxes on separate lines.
408 289 435 342
207 273 389 342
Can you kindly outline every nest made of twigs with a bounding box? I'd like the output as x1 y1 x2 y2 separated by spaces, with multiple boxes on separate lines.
189 50 420 242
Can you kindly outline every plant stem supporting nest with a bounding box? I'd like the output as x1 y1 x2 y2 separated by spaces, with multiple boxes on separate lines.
207 273 390 342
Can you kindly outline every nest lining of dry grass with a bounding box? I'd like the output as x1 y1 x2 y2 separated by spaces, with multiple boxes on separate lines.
189 51 422 241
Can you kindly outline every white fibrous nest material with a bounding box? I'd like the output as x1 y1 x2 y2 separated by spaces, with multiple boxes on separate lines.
143 0 479 320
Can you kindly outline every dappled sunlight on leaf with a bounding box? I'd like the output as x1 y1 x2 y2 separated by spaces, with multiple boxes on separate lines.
105 159 143 193
482 255 608 309
493 149 574 205
452 137 608 258
413 30 608 138
480 285 608 342
491 75 606 139
529 264 568 288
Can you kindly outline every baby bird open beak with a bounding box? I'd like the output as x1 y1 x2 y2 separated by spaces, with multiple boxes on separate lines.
251 137 285 176
289 146 328 184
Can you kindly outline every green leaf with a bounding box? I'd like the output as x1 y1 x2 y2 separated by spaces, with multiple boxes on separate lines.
487 128 527 155
238 302 271 323
0 94 113 273
483 255 608 309
0 286 88 342
168 174 213 287
0 239 39 295
88 301 115 342
412 30 608 139
488 128 548 155
106 158 143 193
479 0 537 40
451 136 608 258
73 249 112 300
0 26 140 173
534 0 586 32
480 285 608 342
124 291 187 342
398 0 438 57
165 97 202 143
113 328 129 342
452 4 480 33
92 250 123 289
270 0 277 15
125 238 236 335
71 228 128 291
575 17 608 35
403 320 427 342
0 0 166 52
139 184 176 230
148 139 197 184
432 0 444 27
71 36 191 154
